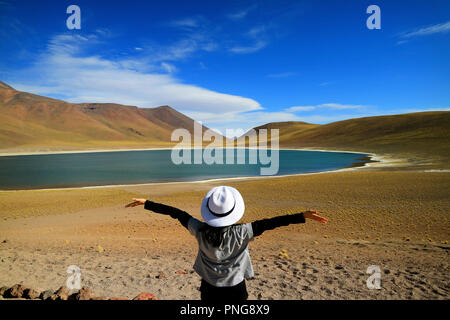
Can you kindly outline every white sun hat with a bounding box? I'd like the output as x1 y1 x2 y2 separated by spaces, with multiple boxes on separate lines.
201 186 245 227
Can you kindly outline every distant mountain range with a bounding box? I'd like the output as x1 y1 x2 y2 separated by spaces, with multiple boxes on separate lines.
0 81 210 151
250 112 450 161
1 81 449 163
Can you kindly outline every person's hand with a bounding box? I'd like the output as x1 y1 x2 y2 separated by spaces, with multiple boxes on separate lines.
125 198 146 208
303 210 328 224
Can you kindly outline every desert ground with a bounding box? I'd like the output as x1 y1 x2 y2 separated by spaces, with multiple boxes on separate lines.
0 156 449 300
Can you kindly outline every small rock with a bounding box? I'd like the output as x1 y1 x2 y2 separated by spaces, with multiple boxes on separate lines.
40 289 54 300
51 286 69 300
335 265 344 270
5 284 27 298
155 272 166 279
69 287 95 300
2 239 7 244
175 270 187 274
90 296 107 300
132 292 158 300
0 286 9 296
23 288 41 300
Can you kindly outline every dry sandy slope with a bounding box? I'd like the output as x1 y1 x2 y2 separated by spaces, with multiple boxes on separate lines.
0 170 449 299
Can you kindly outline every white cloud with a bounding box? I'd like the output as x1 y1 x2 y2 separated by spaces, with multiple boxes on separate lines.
266 72 296 78
320 103 368 110
285 106 316 112
285 103 369 112
146 37 203 62
229 40 267 54
396 40 409 46
10 33 261 116
129 28 217 64
400 21 450 38
247 25 268 38
184 110 303 136
400 107 450 113
169 17 199 28
166 14 273 56
160 62 177 74
229 22 273 54
227 5 257 20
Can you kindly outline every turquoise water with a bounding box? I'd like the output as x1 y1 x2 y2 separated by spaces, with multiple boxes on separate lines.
0 149 367 189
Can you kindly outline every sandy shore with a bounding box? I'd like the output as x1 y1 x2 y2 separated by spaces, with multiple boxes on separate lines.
0 167 448 300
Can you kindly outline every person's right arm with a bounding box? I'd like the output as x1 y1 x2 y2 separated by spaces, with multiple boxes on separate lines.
125 198 192 229
251 210 328 237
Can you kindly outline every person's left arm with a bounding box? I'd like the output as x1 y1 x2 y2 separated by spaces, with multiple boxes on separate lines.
251 210 328 237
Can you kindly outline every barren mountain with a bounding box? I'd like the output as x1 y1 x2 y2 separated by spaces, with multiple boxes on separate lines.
248 112 450 164
0 82 211 152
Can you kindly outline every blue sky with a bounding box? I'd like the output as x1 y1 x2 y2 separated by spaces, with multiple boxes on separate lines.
0 0 449 134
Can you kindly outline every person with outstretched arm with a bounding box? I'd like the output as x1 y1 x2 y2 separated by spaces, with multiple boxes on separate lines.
125 185 328 301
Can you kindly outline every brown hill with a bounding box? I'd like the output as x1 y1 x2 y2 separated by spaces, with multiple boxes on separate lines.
250 121 320 145
246 112 450 163
0 82 212 152
0 81 14 90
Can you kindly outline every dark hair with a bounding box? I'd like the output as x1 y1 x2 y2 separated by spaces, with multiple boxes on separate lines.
199 225 231 247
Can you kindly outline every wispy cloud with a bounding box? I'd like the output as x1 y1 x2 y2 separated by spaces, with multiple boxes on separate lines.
148 38 201 62
400 21 450 38
229 40 267 54
167 12 275 56
227 5 257 20
160 62 177 73
246 25 269 38
229 23 273 54
148 16 219 61
185 110 304 135
10 32 261 118
286 103 369 112
320 103 368 110
0 15 36 41
400 107 450 113
168 17 201 29
285 106 316 112
266 72 296 79
136 31 218 64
